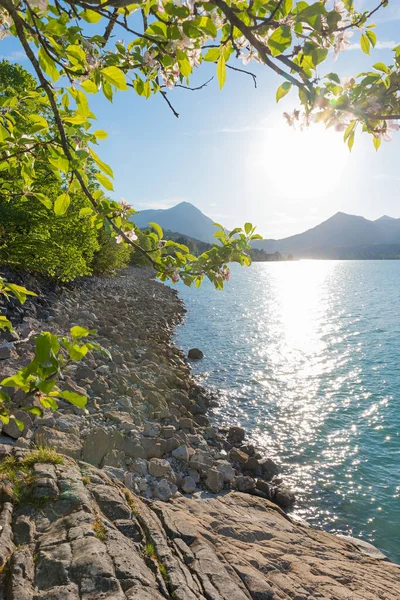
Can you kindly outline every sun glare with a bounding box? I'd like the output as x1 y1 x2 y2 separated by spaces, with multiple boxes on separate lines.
251 121 350 200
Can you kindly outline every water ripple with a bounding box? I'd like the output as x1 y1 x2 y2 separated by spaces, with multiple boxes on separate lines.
173 260 400 562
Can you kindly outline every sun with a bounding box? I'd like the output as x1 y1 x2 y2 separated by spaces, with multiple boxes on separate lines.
250 120 350 200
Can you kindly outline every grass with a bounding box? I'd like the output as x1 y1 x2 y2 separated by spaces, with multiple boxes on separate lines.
0 446 63 505
124 490 139 515
93 518 108 542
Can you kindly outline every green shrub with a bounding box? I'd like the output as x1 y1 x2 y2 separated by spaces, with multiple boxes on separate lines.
91 227 131 275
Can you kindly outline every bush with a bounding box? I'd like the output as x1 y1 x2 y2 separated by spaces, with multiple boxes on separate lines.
91 227 131 275
0 194 100 282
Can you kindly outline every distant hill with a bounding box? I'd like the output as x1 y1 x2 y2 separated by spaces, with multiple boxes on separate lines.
253 212 400 258
132 203 400 260
131 201 218 244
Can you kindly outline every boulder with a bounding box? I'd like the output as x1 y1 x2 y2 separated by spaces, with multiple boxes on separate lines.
228 426 245 444
3 410 33 439
259 457 280 480
155 479 173 502
148 458 174 479
189 449 213 471
34 427 82 460
235 476 256 493
274 485 296 509
215 461 235 483
256 479 272 500
82 427 114 467
0 343 16 360
188 348 204 360
172 445 190 462
229 447 249 465
143 422 161 438
181 476 196 494
205 468 224 494
141 437 166 459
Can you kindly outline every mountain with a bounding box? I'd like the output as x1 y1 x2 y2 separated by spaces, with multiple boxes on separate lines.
131 201 218 244
253 212 400 258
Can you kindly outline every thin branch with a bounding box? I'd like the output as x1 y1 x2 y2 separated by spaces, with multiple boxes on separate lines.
226 64 257 88
103 7 118 43
160 89 179 118
174 77 214 91
338 1 387 31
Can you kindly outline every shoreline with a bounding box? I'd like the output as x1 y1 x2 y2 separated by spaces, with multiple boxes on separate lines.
1 266 399 598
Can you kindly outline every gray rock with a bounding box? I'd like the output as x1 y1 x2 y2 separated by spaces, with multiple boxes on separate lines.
34 427 82 460
181 476 196 494
259 457 280 480
188 348 204 360
189 449 213 471
235 475 256 493
155 479 172 501
3 410 33 439
148 458 174 479
215 461 235 483
172 445 190 462
161 425 176 439
143 421 161 438
229 447 249 465
256 479 272 500
228 425 246 444
274 485 296 508
205 468 224 493
179 417 194 431
140 437 166 459
82 427 114 467
0 343 15 360
129 458 148 477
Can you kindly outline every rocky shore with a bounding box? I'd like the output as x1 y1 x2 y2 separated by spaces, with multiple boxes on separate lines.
0 267 399 599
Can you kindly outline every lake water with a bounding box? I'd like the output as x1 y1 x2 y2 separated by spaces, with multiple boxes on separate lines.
173 261 400 562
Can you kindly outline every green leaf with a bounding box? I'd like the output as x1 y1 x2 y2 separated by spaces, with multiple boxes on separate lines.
268 26 292 56
34 193 52 210
54 193 71 216
81 9 103 23
177 49 192 77
66 44 87 66
29 114 49 133
101 66 128 90
244 223 252 235
38 47 60 82
14 418 24 432
204 48 220 62
96 173 114 191
35 333 52 362
373 136 381 151
61 390 87 409
360 34 371 55
373 62 390 73
347 131 355 151
79 207 93 216
89 148 114 177
40 396 59 411
81 79 99 94
366 30 377 47
70 325 90 339
217 55 226 89
93 129 108 140
276 82 292 102
25 407 43 417
0 316 12 331
148 222 163 239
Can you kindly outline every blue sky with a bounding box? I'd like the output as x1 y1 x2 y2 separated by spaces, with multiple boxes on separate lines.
2 0 400 239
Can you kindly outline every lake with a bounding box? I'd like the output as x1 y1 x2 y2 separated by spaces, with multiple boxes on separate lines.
173 260 400 562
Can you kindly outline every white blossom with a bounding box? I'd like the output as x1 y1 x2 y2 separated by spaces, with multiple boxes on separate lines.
333 30 353 60
376 121 400 142
27 0 48 11
116 230 138 244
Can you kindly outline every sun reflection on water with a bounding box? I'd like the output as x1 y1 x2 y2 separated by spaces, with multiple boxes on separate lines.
174 260 400 561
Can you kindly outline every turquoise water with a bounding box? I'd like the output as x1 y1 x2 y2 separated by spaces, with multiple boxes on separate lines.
173 261 400 562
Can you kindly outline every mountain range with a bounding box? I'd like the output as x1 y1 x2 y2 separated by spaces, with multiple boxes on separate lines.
131 202 218 244
132 202 400 260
